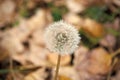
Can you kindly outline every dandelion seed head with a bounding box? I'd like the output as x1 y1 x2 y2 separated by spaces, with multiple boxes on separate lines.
44 20 80 55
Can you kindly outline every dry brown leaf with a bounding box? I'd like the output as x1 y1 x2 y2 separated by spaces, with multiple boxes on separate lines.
113 18 120 30
12 50 31 65
58 75 72 80
74 45 89 68
24 68 49 80
0 0 17 27
0 9 53 61
47 53 71 66
113 0 120 7
111 70 120 80
52 67 79 80
88 47 112 74
64 13 83 30
100 34 116 48
0 33 24 54
82 18 105 37
27 9 53 31
79 0 105 6
28 42 49 66
66 0 85 13
74 46 112 80
106 0 120 12
31 29 45 47
6 72 24 80
12 42 49 66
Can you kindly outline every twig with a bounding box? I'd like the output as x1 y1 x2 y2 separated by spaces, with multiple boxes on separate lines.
9 58 15 80
107 58 118 80
0 65 41 74
111 48 120 58
107 49 120 80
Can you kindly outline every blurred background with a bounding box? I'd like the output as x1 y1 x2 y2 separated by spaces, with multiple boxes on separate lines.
0 0 120 80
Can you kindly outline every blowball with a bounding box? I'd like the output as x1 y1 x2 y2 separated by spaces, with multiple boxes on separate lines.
44 20 80 55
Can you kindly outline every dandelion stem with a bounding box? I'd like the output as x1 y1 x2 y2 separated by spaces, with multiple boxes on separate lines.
54 54 61 80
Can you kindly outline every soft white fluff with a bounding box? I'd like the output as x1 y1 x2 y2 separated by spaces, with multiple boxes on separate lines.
44 20 80 55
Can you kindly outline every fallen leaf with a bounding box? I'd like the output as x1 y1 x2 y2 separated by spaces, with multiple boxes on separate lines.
66 0 85 13
82 18 105 37
24 68 49 80
47 53 71 66
88 47 112 74
64 13 83 30
52 67 79 80
74 46 112 80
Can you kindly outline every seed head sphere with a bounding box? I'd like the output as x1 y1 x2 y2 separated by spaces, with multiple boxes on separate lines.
44 20 80 55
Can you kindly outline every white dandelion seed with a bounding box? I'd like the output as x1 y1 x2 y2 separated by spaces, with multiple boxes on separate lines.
44 20 80 55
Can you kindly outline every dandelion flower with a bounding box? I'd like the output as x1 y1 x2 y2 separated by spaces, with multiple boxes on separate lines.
44 20 80 55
